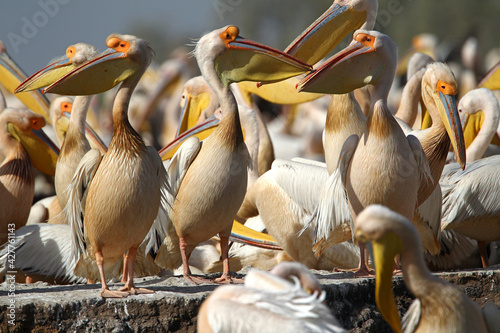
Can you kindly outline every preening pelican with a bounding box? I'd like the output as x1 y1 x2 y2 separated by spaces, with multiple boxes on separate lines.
0 107 59 244
39 34 171 297
197 262 346 333
355 205 494 333
298 30 431 275
459 88 500 162
152 26 311 284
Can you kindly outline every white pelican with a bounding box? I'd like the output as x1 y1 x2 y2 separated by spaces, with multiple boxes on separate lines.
298 30 432 275
459 88 500 162
40 34 171 297
197 262 346 333
355 205 496 333
151 26 311 284
0 107 58 244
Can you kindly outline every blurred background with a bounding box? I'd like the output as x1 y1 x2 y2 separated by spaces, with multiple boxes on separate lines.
1 0 500 74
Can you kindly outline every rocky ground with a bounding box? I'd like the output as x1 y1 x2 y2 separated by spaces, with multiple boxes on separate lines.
1 268 499 332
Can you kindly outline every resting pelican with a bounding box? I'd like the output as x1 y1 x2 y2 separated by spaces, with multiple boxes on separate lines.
39 34 171 297
151 26 311 283
0 107 58 244
355 205 496 333
298 30 431 275
16 43 108 211
459 88 500 162
197 262 346 333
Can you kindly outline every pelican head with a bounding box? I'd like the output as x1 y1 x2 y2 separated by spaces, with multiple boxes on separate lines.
1 108 59 175
49 96 73 144
196 26 312 87
297 30 397 96
285 0 378 65
459 88 499 146
422 63 466 169
42 34 153 96
15 43 98 93
355 204 414 333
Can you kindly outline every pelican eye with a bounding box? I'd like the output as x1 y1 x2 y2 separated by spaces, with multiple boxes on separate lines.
66 46 76 59
31 117 44 130
219 26 240 46
436 80 457 95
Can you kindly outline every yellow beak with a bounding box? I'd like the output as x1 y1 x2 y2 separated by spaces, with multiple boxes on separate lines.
230 221 282 250
0 42 51 123
285 3 369 65
8 122 59 176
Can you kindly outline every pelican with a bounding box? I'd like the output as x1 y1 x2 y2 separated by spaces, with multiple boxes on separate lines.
355 205 496 333
37 34 171 297
298 30 435 275
150 26 311 283
16 43 108 212
197 262 346 333
459 88 500 162
0 107 59 244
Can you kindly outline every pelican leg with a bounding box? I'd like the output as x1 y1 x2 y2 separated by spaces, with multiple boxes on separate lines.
120 252 129 283
478 241 490 268
180 237 211 284
354 241 375 277
96 251 128 298
118 247 154 295
213 235 238 284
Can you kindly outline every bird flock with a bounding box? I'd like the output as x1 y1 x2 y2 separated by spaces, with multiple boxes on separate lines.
1 0 500 331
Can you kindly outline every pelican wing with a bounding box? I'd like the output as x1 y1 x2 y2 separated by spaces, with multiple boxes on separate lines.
65 148 102 259
166 136 202 197
441 156 500 230
305 135 358 255
402 299 422 333
0 224 85 284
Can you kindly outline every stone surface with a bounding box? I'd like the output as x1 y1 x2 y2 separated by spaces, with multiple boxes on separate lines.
1 268 499 332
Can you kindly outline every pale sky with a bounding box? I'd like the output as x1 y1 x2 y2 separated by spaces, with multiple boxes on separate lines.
0 1 245 74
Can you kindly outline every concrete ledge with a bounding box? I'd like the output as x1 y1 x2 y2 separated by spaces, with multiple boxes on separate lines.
1 269 499 332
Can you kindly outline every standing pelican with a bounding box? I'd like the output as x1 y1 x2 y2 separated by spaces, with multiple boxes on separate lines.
151 26 311 283
459 88 500 162
0 107 58 244
197 262 346 333
355 205 495 333
298 30 431 275
16 43 108 211
38 34 170 297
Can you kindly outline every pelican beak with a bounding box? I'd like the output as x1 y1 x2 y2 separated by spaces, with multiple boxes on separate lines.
0 42 51 122
357 230 403 333
215 26 312 87
461 110 484 149
297 35 380 94
15 55 74 93
285 2 369 65
427 82 466 169
43 46 140 96
60 111 108 154
159 115 220 161
230 221 283 250
7 120 59 176
478 61 500 90
177 91 212 137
